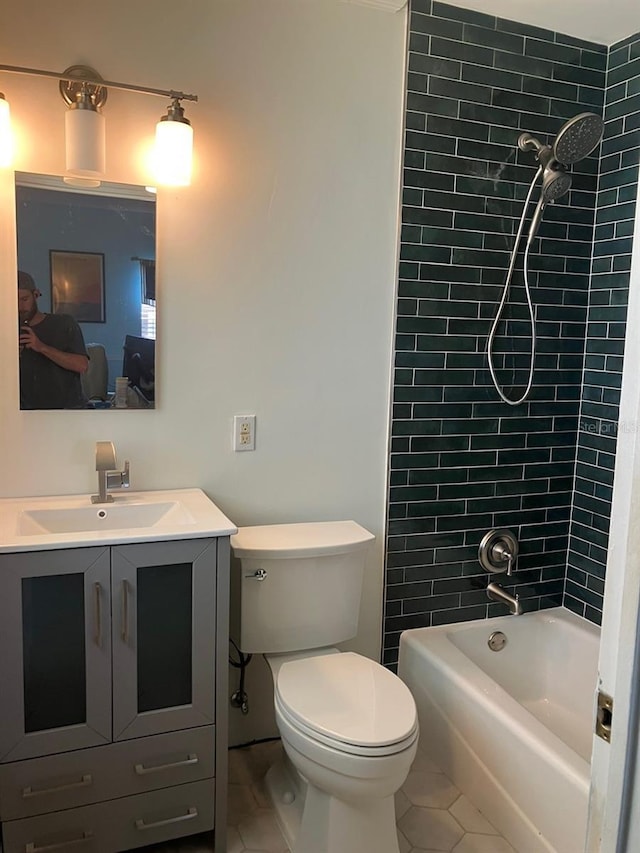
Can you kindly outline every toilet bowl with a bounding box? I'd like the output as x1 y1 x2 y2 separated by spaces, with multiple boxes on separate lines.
231 521 419 853
267 651 418 853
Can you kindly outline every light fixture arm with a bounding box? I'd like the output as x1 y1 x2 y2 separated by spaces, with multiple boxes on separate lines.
0 63 198 103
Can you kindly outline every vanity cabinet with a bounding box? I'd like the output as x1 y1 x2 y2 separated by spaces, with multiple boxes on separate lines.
0 537 230 853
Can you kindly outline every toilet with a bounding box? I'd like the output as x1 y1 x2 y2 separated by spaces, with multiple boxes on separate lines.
231 520 418 853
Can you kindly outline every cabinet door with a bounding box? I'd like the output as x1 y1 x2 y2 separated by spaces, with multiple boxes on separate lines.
0 548 112 762
111 539 216 740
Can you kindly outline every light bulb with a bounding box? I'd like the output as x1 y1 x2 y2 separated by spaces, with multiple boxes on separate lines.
65 92 105 179
154 101 193 187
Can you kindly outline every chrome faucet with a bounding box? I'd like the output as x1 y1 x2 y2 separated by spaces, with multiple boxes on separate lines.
487 582 522 616
91 441 130 504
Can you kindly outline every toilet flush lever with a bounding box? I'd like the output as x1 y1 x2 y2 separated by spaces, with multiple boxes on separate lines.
245 569 267 581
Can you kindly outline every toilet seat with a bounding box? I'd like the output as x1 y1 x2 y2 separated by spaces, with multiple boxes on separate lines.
275 652 418 757
275 694 418 758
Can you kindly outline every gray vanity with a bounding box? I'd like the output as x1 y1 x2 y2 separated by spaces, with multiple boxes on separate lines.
0 488 236 853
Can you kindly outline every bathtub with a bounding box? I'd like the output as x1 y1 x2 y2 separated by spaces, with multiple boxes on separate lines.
398 607 599 853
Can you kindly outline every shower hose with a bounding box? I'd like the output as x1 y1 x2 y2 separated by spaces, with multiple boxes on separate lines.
487 165 543 406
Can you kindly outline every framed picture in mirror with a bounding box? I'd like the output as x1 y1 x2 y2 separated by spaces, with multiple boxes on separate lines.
50 250 106 323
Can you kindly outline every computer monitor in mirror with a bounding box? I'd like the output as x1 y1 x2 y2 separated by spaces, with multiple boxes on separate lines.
122 335 155 406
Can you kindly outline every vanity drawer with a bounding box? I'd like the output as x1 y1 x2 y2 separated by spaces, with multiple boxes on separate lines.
2 778 215 853
0 726 215 820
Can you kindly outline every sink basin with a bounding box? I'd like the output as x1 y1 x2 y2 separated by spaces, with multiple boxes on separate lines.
0 489 237 552
18 501 193 535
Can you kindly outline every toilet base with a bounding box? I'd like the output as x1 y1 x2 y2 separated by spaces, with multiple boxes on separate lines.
264 752 401 853
265 754 306 849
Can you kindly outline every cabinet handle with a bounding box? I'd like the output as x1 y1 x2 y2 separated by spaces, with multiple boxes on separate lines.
135 806 198 831
134 753 199 775
121 579 129 643
22 774 93 798
26 831 93 852
93 582 101 646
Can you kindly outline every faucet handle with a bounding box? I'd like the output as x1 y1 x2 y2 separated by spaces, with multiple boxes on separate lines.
106 460 131 491
478 528 519 576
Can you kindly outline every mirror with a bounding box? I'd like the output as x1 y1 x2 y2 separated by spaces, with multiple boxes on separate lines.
15 172 156 410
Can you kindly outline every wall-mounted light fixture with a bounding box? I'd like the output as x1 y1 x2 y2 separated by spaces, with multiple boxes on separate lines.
0 63 198 187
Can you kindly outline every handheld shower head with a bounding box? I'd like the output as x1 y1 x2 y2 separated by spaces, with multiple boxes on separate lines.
541 165 572 202
492 111 604 407
528 197 546 243
553 112 604 165
526 165 572 242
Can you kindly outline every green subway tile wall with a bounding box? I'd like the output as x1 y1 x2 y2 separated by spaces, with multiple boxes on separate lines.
384 0 640 667
567 31 640 619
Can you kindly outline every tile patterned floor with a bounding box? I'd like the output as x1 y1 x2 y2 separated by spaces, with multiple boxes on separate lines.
140 738 517 852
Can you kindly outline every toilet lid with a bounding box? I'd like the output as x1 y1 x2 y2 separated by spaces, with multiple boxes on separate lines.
275 652 417 748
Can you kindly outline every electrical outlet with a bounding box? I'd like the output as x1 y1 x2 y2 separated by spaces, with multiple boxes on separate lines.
233 414 256 451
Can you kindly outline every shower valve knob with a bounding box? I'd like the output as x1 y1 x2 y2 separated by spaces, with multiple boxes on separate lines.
478 529 519 575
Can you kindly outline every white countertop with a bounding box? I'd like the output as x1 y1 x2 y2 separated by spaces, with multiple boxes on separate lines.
0 488 237 553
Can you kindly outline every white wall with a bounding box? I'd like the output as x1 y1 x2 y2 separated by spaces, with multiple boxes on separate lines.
0 0 406 741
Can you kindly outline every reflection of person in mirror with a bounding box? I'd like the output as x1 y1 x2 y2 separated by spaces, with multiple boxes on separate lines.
18 270 89 409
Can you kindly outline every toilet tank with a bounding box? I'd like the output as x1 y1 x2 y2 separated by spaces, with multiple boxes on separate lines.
231 520 374 654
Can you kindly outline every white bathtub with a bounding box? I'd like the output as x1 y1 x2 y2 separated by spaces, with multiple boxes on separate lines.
398 607 600 853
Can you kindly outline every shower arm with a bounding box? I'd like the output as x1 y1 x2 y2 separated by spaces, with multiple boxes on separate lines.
518 132 544 154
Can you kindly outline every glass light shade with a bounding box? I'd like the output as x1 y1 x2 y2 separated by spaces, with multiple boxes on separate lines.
154 118 193 187
0 95 13 168
65 107 105 177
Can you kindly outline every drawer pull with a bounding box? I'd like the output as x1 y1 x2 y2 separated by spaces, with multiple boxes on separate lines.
134 753 199 775
135 806 198 830
22 774 93 798
26 831 93 852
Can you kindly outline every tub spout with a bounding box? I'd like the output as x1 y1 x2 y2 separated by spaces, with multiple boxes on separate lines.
487 582 522 615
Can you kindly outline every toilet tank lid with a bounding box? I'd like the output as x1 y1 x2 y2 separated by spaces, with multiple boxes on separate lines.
231 520 374 559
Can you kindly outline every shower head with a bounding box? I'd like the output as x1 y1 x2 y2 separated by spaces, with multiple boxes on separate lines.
553 112 604 165
518 112 604 167
541 165 572 202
